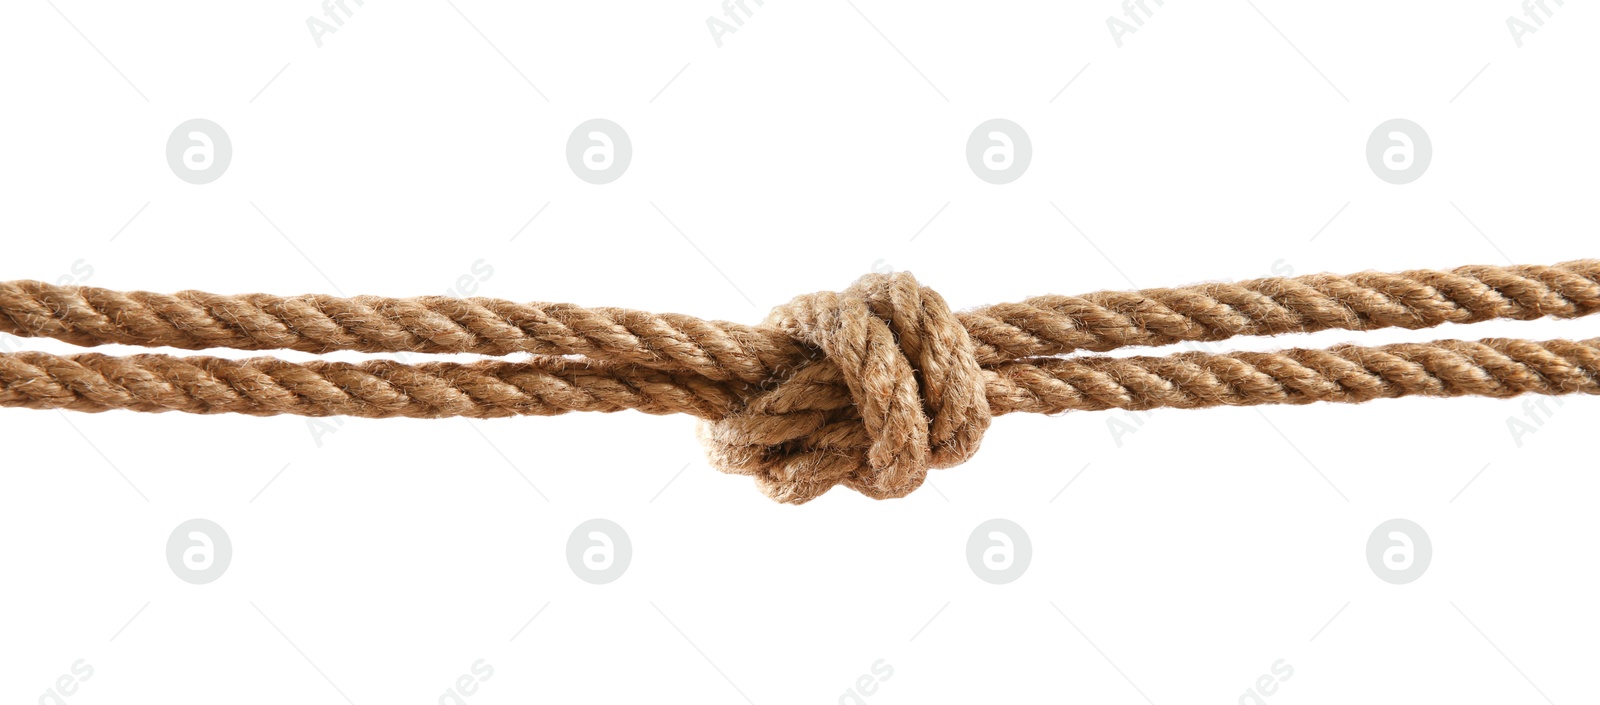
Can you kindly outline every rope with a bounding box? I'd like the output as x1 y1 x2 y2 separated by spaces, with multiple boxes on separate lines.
7 337 1594 419
2 260 1597 503
0 352 741 419
4 260 1596 380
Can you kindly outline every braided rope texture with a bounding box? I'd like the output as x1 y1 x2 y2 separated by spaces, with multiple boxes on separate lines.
3 260 1598 503
4 260 1596 380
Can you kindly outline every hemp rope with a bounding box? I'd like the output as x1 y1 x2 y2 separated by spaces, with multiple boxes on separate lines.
3 260 1597 503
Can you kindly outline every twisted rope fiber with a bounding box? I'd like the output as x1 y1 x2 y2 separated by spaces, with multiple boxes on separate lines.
3 260 1596 382
3 261 1597 503
2 336 1595 501
0 352 745 419
6 336 1594 417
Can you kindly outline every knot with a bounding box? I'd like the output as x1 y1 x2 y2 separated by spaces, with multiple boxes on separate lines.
698 272 991 504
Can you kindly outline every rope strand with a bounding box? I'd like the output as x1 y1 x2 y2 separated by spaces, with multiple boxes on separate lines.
0 351 741 419
4 260 1595 381
6 336 1594 420
3 261 1595 503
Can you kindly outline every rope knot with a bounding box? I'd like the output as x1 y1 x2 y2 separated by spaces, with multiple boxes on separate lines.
698 272 991 503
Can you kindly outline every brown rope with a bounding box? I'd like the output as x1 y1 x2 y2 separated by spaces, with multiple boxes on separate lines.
4 260 1596 381
705 335 1600 502
7 337 1594 422
2 261 1597 503
3 336 1594 500
0 351 742 419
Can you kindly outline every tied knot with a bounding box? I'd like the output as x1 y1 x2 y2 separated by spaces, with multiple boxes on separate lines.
698 272 991 504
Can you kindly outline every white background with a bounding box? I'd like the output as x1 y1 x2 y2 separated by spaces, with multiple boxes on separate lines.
2 1 1597 703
